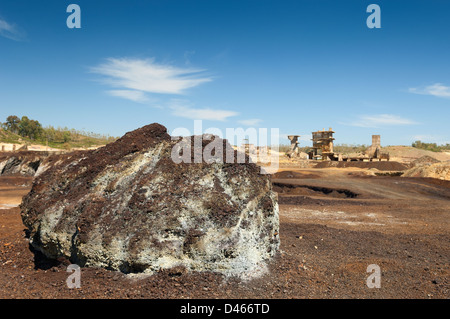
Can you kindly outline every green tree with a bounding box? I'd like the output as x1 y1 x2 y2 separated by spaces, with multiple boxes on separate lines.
44 126 56 143
63 130 71 143
18 116 30 137
28 119 43 140
17 116 43 140
4 115 21 134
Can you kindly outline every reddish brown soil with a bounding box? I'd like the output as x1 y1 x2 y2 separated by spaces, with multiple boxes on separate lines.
0 167 449 299
314 161 410 171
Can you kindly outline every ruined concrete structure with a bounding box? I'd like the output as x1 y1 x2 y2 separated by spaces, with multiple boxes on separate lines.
286 135 300 158
364 135 381 158
239 139 256 155
311 128 335 160
372 134 381 147
303 130 389 162
0 143 20 152
363 135 389 161
240 143 256 155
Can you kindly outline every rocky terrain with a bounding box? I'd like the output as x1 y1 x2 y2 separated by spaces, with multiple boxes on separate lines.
0 166 448 299
0 150 76 178
0 151 48 177
0 127 448 299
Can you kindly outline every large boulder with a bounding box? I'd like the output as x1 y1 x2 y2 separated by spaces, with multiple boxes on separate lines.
21 123 279 278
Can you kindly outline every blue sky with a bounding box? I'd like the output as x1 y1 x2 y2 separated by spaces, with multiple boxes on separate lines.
0 0 449 146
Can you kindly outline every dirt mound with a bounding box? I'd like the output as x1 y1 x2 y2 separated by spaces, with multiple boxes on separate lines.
412 156 440 166
402 161 450 181
273 182 358 198
314 161 410 171
273 170 320 179
20 123 279 278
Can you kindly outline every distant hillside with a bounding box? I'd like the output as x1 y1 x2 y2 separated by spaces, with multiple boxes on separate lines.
1 115 118 150
0 127 116 150
381 146 450 163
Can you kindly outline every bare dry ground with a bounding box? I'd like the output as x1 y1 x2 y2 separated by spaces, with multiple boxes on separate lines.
0 166 449 299
381 146 450 163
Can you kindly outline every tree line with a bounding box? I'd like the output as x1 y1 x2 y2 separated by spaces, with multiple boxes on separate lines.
1 115 116 145
411 140 450 152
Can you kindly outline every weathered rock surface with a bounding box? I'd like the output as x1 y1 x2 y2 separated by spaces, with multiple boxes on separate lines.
0 151 46 176
0 150 73 177
21 123 279 278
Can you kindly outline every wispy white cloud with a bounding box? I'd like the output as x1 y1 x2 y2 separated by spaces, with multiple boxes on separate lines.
107 90 150 103
91 57 238 121
170 105 238 122
409 83 450 99
90 57 213 95
238 118 263 126
344 114 418 128
0 18 25 41
169 99 238 122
